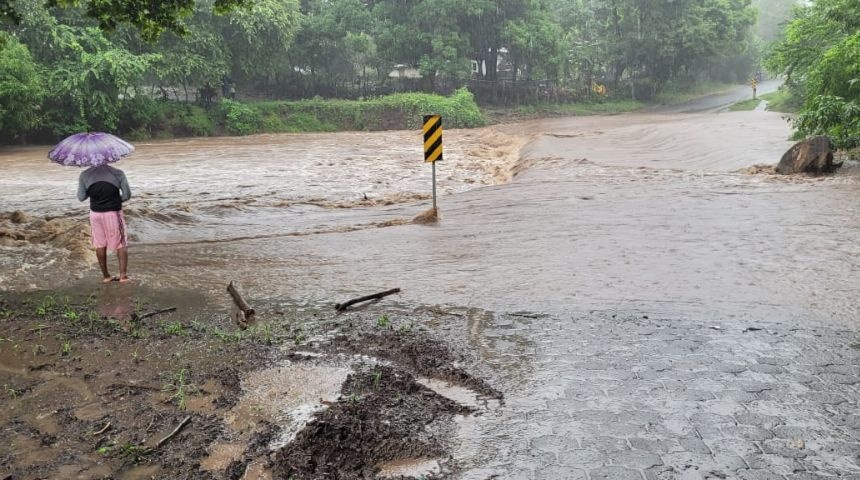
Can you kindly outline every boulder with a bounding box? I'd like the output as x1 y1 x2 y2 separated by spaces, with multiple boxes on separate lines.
776 136 842 175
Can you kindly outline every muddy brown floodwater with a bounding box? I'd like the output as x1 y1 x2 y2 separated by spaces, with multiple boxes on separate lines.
3 109 856 324
2 106 860 479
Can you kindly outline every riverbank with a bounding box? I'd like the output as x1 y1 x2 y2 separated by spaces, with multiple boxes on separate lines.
0 287 501 479
1 82 748 146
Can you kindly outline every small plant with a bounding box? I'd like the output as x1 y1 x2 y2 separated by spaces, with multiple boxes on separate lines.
131 350 140 363
165 368 194 411
372 370 382 390
397 322 413 333
292 325 307 345
116 442 151 463
32 344 46 356
163 321 185 336
376 314 391 329
61 342 72 356
35 295 56 316
63 309 79 321
104 349 112 357
259 323 274 345
4 384 21 399
210 327 245 343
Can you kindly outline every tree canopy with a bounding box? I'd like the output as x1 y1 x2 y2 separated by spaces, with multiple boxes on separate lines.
1 0 765 142
765 0 860 147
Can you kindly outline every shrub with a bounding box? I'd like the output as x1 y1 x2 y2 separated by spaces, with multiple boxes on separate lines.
219 99 263 136
282 113 337 132
179 106 216 137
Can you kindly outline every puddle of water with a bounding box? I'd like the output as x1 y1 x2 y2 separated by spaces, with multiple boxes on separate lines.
200 442 246 472
377 457 443 478
242 460 274 480
120 464 161 480
228 364 348 431
202 363 350 473
417 377 500 410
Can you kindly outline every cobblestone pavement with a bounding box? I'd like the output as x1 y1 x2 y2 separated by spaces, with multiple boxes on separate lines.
457 311 860 480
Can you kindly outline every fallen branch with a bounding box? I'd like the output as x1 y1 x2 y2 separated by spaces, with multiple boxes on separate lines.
227 281 255 325
335 288 401 312
104 382 163 393
155 416 191 449
93 422 112 436
132 307 177 322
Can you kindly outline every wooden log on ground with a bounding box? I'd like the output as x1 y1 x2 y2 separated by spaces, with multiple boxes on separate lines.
155 415 191 449
132 307 177 322
227 281 255 324
335 288 401 312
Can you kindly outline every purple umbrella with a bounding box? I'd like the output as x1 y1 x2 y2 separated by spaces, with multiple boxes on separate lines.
48 132 135 167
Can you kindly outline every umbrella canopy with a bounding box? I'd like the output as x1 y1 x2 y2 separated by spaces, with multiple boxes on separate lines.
48 132 135 167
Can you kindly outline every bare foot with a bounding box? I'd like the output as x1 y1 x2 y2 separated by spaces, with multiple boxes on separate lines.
118 276 132 283
102 276 118 284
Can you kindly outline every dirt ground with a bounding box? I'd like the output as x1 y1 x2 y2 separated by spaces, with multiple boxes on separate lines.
0 286 501 480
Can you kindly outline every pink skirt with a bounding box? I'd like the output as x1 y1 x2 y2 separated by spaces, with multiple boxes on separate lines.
89 210 128 251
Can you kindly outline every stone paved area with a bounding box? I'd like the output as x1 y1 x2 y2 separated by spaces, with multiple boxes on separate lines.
460 312 860 479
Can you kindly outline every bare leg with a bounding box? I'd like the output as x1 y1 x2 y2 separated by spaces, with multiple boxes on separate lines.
117 247 130 282
96 247 112 282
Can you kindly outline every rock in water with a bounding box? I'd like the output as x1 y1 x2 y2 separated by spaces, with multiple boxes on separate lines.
776 136 842 175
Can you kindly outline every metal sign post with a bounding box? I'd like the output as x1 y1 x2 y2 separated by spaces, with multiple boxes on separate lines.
750 77 758 100
422 115 443 211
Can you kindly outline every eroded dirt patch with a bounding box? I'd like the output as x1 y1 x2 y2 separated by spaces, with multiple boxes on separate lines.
273 364 471 480
0 290 501 479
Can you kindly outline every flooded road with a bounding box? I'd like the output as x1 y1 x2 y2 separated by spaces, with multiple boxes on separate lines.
2 105 860 478
5 108 856 324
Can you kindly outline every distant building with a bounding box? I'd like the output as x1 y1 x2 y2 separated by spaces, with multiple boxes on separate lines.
471 48 515 80
388 64 423 79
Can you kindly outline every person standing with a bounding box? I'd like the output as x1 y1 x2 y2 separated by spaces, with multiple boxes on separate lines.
77 164 132 283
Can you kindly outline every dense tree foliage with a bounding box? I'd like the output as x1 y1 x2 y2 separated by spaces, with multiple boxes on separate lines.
765 0 860 148
1 0 765 142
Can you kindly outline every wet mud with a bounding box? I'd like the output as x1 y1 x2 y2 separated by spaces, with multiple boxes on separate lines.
273 364 470 480
0 288 501 480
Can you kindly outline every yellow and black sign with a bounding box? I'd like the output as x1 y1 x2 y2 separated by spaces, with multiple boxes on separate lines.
423 115 443 163
750 78 758 89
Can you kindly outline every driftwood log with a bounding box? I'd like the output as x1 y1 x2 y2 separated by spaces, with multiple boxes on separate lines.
227 281 255 326
335 288 401 312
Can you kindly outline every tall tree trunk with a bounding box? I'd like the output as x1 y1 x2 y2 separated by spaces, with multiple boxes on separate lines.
487 47 499 82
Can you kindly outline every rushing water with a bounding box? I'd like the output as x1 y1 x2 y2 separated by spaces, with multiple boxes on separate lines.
3 103 860 479
1 109 859 325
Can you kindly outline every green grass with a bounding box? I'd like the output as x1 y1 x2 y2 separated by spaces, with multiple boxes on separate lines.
653 81 736 105
760 90 799 113
727 98 762 111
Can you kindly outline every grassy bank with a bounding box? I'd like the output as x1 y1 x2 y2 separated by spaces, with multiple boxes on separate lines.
727 98 761 111
653 81 736 105
759 90 799 113
726 90 800 114
485 99 645 122
121 88 486 140
484 81 738 123
112 81 750 141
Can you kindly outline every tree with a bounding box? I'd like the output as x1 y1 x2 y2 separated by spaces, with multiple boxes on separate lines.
220 0 300 80
0 32 43 140
287 0 373 95
766 0 860 147
3 0 252 41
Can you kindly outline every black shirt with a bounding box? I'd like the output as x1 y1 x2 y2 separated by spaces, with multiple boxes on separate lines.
87 181 123 212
